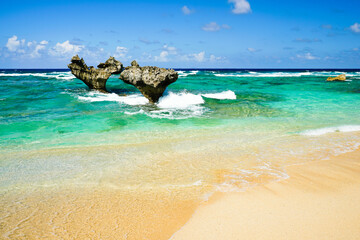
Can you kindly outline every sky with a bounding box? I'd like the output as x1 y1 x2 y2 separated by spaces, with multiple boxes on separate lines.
0 0 359 69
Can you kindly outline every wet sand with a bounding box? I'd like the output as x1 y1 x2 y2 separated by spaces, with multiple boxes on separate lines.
1 146 359 239
171 148 360 240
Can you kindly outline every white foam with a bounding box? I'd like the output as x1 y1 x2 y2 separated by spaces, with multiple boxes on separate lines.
202 90 236 100
214 71 360 78
78 90 235 119
0 72 75 80
78 92 149 105
300 125 360 136
157 92 204 109
178 70 199 77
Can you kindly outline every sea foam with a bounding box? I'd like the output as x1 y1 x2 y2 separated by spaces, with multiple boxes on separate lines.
202 90 236 100
78 92 149 105
300 125 360 136
0 72 75 80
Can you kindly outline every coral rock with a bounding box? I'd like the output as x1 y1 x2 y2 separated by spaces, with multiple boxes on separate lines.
68 55 123 92
120 60 178 103
327 74 346 81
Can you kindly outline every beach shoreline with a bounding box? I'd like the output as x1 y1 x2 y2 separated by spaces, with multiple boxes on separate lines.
171 147 360 240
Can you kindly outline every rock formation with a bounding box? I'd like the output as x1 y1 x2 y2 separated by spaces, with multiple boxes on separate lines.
68 55 123 92
120 60 178 103
327 74 346 81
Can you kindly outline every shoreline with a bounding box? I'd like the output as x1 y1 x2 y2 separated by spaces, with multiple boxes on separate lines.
171 147 360 240
1 141 360 239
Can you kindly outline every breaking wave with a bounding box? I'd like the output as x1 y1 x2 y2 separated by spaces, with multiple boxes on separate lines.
213 71 360 78
77 91 149 105
0 72 75 80
202 90 236 100
77 90 236 119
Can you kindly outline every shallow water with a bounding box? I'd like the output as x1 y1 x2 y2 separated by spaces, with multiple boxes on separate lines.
1 69 360 238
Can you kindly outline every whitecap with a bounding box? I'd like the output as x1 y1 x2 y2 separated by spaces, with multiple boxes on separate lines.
178 70 199 78
157 92 204 109
202 90 236 100
77 91 149 105
300 125 360 136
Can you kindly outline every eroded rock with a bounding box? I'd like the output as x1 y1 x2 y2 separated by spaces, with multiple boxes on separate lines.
68 55 123 92
327 74 346 81
120 60 178 103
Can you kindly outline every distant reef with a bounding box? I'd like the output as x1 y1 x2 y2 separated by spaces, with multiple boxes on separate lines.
68 56 178 103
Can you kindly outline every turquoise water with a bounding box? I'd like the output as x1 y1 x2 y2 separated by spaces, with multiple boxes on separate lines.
1 69 360 190
1 69 360 150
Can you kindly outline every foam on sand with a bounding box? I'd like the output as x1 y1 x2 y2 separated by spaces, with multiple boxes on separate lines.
300 125 360 136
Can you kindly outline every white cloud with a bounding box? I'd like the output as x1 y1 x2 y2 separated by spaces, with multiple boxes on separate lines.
114 46 128 58
154 51 169 62
162 44 177 54
6 35 21 51
30 41 48 58
350 23 360 33
202 22 231 32
202 22 220 32
210 54 224 61
154 45 177 62
192 51 205 62
228 0 251 14
296 52 318 60
49 40 83 57
182 6 192 15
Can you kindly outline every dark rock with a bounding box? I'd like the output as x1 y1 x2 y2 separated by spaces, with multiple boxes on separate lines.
120 60 178 103
97 56 123 74
68 55 123 92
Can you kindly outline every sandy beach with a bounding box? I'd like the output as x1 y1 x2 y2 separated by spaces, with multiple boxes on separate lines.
171 148 360 240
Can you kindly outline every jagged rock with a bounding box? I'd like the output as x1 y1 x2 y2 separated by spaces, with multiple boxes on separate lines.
327 74 346 81
120 60 178 103
68 55 123 92
97 56 123 74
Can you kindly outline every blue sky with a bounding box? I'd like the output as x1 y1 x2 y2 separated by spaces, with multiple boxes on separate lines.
0 0 359 68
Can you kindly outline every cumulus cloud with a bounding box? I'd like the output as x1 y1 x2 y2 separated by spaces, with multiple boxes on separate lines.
154 45 177 62
114 46 129 59
192 51 205 62
30 40 48 58
350 23 360 33
228 0 251 14
182 6 193 15
296 52 319 60
202 22 230 32
4 35 48 58
152 45 223 63
154 51 169 62
6 35 22 51
49 40 83 57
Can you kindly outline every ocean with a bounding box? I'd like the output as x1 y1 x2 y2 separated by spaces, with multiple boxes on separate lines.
1 69 360 238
